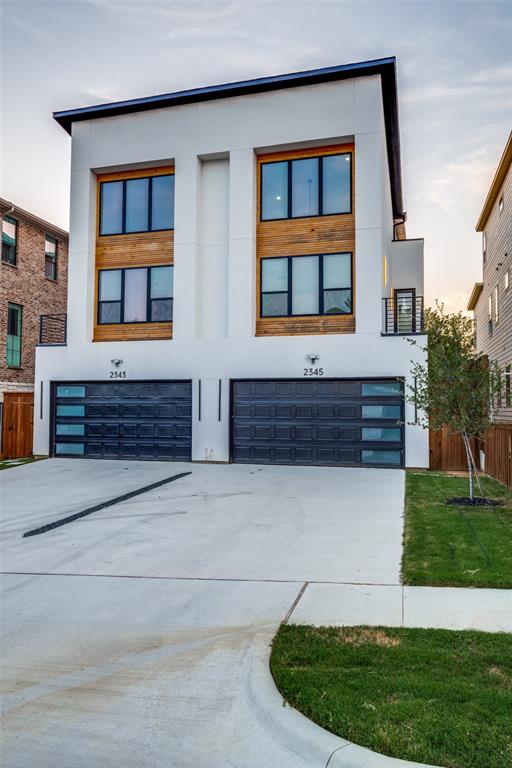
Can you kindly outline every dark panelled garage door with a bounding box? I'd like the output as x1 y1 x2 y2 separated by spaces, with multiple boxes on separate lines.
52 380 191 460
231 379 404 467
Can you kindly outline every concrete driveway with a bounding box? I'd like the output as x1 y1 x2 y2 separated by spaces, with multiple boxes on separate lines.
1 459 406 768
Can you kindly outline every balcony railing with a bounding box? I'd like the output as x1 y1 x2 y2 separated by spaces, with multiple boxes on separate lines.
39 314 67 346
382 296 424 335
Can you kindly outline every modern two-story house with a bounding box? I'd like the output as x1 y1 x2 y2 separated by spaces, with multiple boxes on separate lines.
34 57 428 469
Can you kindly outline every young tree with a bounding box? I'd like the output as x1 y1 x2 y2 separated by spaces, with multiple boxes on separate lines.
409 303 500 500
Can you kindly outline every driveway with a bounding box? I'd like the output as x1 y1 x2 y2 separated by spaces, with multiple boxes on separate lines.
1 459 406 768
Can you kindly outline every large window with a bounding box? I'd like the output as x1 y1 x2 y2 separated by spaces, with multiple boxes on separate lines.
45 235 57 280
97 265 173 324
6 303 22 367
261 153 352 221
260 253 352 317
99 174 174 235
2 216 17 265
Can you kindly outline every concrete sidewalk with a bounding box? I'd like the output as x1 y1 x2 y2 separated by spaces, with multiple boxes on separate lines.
289 582 512 632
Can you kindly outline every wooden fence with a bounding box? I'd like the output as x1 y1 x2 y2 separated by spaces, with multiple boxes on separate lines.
429 423 512 490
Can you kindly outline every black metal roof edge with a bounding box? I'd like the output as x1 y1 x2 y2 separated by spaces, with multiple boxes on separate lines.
53 56 404 217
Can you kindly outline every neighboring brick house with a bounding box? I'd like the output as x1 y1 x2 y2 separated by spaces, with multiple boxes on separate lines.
468 132 512 422
1 199 68 454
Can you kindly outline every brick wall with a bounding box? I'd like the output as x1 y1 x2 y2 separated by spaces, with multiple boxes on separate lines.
0 216 68 398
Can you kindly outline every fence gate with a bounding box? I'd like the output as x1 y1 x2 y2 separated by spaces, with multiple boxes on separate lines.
1 392 34 459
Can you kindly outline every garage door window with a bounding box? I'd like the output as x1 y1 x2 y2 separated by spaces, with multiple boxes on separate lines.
55 443 85 455
261 253 352 317
362 404 401 419
362 450 401 465
98 266 173 324
57 404 85 417
56 385 86 397
362 382 402 396
362 427 401 441
56 424 85 436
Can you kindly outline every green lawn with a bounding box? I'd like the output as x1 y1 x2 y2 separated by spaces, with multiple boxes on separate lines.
271 625 512 768
403 471 512 588
0 457 37 471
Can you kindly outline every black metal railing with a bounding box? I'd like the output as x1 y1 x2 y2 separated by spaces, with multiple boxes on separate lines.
382 296 424 334
39 314 67 345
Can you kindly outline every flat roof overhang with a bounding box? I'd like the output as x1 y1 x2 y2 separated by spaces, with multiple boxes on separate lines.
53 57 404 219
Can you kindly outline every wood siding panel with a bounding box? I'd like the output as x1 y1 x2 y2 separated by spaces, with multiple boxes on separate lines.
474 163 512 422
484 423 512 489
94 167 174 342
256 144 355 337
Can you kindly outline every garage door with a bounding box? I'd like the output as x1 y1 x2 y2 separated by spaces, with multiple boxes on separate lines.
51 381 192 460
231 379 404 467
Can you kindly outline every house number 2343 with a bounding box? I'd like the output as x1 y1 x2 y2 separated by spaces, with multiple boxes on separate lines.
303 367 324 376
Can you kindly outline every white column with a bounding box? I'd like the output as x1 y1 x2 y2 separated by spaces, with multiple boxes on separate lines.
227 148 256 338
173 154 201 340
355 131 383 334
66 168 96 343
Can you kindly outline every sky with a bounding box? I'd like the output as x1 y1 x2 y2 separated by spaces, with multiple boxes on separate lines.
1 0 511 312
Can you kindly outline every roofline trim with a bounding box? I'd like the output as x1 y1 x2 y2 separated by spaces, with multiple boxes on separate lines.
476 131 512 232
53 57 404 218
0 198 69 240
467 282 483 311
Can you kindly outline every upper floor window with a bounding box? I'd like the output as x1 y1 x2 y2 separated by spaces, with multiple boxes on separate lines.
99 174 174 235
260 153 352 221
482 231 486 262
260 252 352 317
499 195 504 214
6 303 22 367
45 235 57 280
505 268 510 291
494 285 499 323
506 365 511 408
2 216 17 265
98 265 173 324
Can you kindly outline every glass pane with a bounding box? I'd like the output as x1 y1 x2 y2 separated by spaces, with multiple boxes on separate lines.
150 266 173 299
125 178 149 233
7 305 21 336
323 253 351 288
151 175 174 230
362 450 401 465
362 405 401 419
262 293 288 316
292 158 319 217
323 154 351 214
45 257 56 280
262 258 288 292
261 162 288 220
292 256 319 315
56 424 85 436
2 216 16 245
151 298 172 321
99 302 121 324
100 181 123 235
55 442 85 455
396 292 414 332
323 288 352 314
362 428 401 442
99 270 122 301
124 268 147 322
45 236 56 256
57 385 86 397
57 405 85 417
362 382 402 396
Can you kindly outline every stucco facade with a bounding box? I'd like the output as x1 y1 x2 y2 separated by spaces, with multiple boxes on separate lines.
35 62 428 467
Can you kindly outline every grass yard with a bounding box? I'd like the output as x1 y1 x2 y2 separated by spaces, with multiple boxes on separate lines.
271 625 512 768
403 471 512 588
0 457 35 470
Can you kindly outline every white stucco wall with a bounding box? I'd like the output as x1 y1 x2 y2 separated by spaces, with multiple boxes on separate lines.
35 75 428 467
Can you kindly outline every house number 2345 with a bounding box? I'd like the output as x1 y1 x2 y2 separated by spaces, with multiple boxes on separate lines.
303 367 324 376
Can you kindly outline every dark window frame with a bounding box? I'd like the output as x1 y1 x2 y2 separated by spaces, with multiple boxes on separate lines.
6 302 23 368
97 265 174 325
99 174 175 236
2 215 18 266
260 252 353 318
44 234 58 280
260 152 353 222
